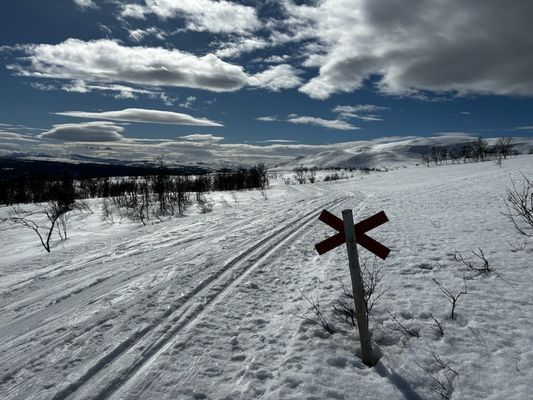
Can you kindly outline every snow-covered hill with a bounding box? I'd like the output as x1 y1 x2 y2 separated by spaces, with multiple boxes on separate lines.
0 156 531 399
279 135 533 169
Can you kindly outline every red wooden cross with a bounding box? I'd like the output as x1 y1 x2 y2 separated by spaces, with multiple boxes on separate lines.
315 210 390 259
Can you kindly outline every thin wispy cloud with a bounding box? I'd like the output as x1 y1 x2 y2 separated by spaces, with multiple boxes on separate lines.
127 27 167 43
256 116 278 122
55 108 223 127
333 104 389 122
286 115 359 131
73 0 98 10
258 113 359 130
513 126 533 131
0 131 38 142
60 80 174 104
179 134 224 143
262 139 299 143
179 96 197 109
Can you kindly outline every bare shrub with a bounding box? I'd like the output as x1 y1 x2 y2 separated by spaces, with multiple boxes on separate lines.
507 238 527 253
416 346 459 400
453 249 491 275
293 293 337 334
197 194 214 213
3 201 76 252
324 173 341 182
433 277 467 320
495 137 516 160
308 170 317 183
293 166 308 184
391 312 420 338
429 313 444 337
333 279 358 327
333 258 387 327
503 173 533 237
101 198 116 223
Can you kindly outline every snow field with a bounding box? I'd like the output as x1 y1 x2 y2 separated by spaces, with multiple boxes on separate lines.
0 156 531 399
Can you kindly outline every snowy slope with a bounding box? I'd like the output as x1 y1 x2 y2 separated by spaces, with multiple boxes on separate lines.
279 136 533 169
0 156 532 400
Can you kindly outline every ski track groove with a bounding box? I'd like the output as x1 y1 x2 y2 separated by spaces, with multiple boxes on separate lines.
1 210 284 331
50 195 355 400
0 198 330 387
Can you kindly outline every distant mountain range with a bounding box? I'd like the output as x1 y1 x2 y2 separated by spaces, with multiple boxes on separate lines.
2 136 532 177
0 157 210 179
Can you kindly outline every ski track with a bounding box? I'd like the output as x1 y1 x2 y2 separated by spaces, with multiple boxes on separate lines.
114 193 372 400
0 187 362 400
54 196 354 400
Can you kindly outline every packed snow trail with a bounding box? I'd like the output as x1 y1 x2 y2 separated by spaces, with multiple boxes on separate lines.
0 184 362 400
53 196 356 400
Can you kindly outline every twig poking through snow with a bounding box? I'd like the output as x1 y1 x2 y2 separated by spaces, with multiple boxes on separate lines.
433 277 467 320
292 292 337 334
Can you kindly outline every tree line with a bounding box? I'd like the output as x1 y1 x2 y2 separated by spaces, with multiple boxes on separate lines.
0 162 268 206
420 137 518 167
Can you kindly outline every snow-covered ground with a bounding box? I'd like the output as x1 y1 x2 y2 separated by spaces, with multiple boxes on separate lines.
0 156 532 400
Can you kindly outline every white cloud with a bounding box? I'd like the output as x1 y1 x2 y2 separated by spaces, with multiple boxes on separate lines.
333 105 389 114
280 0 533 99
62 80 90 93
0 131 37 142
287 115 359 131
260 55 292 64
249 64 302 91
61 80 174 104
128 27 167 42
179 96 197 109
258 113 359 130
214 37 269 58
9 39 312 96
120 0 260 34
256 116 278 122
178 134 224 143
29 82 57 91
332 104 389 121
0 123 45 132
263 139 299 143
74 0 98 10
120 4 147 19
55 108 222 127
10 39 250 93
513 126 533 131
40 121 125 142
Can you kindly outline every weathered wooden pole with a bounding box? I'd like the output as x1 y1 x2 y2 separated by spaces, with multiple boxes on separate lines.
342 209 374 367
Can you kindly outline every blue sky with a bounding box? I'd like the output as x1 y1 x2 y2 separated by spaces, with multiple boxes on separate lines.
1 0 532 165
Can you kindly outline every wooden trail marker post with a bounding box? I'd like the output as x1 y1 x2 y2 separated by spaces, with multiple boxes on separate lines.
315 208 390 367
